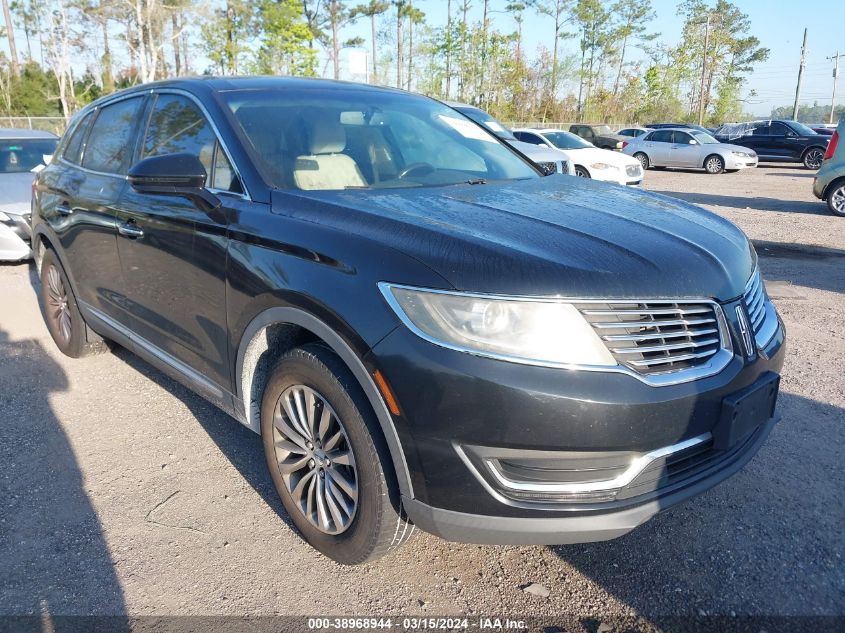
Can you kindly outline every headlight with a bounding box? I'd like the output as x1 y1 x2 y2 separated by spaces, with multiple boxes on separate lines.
731 151 750 157
589 162 619 171
615 141 623 149
379 283 617 367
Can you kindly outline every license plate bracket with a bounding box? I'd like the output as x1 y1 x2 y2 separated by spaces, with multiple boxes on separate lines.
714 372 780 450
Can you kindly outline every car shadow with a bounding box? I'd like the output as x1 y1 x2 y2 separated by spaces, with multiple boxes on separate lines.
109 347 297 533
547 392 845 617
0 325 128 626
650 190 827 215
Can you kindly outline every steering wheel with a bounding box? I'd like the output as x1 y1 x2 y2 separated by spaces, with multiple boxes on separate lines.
398 162 435 179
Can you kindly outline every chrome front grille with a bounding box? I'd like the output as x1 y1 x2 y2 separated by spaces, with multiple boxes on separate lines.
742 268 777 348
578 301 727 375
537 161 558 175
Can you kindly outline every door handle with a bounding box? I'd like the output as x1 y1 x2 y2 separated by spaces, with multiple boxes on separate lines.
56 203 73 216
117 221 144 239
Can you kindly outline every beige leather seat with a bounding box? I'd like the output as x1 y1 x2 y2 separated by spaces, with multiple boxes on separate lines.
293 119 367 190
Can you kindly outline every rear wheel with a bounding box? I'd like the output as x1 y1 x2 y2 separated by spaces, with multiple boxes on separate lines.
261 343 412 564
704 154 725 174
39 249 106 358
803 147 825 170
633 152 649 170
574 166 591 178
826 181 845 216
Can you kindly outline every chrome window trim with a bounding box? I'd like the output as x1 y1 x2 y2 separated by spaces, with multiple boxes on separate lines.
378 282 735 387
483 433 711 494
149 88 252 201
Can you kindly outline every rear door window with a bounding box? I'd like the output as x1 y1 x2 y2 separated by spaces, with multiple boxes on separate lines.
650 130 673 143
82 97 144 174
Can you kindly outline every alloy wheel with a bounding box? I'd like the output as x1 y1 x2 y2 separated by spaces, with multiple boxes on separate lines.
805 149 824 170
705 156 724 174
272 385 358 535
830 185 845 215
574 166 590 178
635 153 649 170
45 264 72 344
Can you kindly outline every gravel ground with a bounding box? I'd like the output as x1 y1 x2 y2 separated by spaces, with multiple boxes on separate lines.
0 164 842 627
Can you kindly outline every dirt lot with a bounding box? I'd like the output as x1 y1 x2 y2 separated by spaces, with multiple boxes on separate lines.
0 164 842 626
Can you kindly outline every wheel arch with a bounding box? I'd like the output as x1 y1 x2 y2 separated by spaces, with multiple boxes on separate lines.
802 144 827 159
822 175 845 200
703 153 724 169
234 306 414 498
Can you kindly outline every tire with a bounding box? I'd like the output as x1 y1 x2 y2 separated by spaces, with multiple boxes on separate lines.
803 147 825 170
633 152 649 170
704 154 725 174
39 248 107 358
260 343 412 564
826 180 845 216
574 166 591 178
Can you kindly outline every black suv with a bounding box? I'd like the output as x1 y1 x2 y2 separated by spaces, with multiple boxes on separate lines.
715 120 829 169
32 78 786 564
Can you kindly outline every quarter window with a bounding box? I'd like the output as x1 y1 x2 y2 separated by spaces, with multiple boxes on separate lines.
62 111 94 165
82 97 144 174
143 94 240 192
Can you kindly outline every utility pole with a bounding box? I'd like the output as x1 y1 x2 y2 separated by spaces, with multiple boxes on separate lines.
1 0 20 78
698 15 711 126
828 51 844 124
792 28 808 121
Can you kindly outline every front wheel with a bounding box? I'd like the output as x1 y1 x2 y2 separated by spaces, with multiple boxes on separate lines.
803 148 825 170
574 166 591 178
704 154 725 174
826 181 845 216
261 344 412 564
633 152 649 170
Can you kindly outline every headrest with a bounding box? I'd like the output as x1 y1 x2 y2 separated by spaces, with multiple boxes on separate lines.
308 119 346 154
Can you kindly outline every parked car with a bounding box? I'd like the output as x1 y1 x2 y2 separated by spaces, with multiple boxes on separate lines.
617 127 651 138
647 123 716 134
622 128 758 174
812 118 845 215
513 128 644 185
447 103 575 175
0 129 58 261
32 77 785 564
568 124 627 150
714 120 829 170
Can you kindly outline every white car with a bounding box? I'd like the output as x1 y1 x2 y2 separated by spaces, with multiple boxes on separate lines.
447 104 575 176
513 128 644 185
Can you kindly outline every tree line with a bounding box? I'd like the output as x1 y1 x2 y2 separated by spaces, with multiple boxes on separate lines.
0 0 771 126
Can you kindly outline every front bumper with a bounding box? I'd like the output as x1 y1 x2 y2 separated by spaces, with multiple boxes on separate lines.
725 155 758 169
371 301 785 542
0 213 32 261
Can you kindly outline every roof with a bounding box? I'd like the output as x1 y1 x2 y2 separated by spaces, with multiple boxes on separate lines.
0 128 58 139
89 75 412 110
514 128 566 133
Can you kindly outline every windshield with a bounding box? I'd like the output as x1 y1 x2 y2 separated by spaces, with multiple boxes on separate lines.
542 131 592 149
221 90 537 191
0 138 57 173
789 121 818 136
454 106 517 141
691 131 719 144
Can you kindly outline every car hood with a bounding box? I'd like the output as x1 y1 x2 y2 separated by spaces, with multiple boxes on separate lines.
0 172 36 215
507 140 569 163
564 147 641 166
275 176 755 301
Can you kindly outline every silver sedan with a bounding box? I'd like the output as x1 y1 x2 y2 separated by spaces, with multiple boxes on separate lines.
0 128 58 261
621 127 757 174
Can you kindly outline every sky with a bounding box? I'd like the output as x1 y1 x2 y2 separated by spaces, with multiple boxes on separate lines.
339 0 844 117
2 0 842 118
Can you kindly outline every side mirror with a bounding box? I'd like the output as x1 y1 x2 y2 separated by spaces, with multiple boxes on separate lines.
689 139 698 145
128 153 221 213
